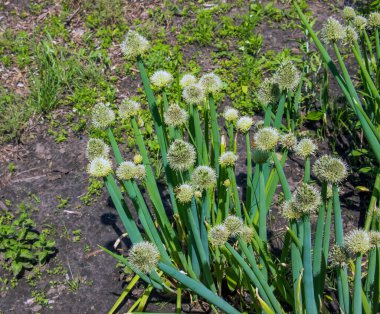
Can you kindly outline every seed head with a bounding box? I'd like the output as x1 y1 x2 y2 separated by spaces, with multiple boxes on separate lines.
275 61 300 91
150 70 173 88
164 103 188 127
329 245 350 268
253 127 280 151
92 103 115 130
321 17 346 44
180 74 197 89
119 98 141 119
182 84 205 104
353 16 367 31
86 138 110 160
342 7 356 21
236 116 254 133
191 166 217 191
133 154 143 164
369 231 380 247
281 200 301 220
219 151 238 167
121 30 150 60
312 155 349 183
252 149 270 164
345 229 371 255
199 73 223 95
240 225 254 243
368 12 380 29
167 140 196 171
294 138 317 159
224 215 243 236
293 183 322 215
280 133 297 151
223 107 239 123
209 225 230 246
257 78 281 105
116 161 137 181
129 241 160 273
175 184 194 204
87 157 113 178
343 26 358 46
134 165 146 181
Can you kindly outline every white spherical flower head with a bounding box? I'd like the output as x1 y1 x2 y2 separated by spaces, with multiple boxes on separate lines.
321 17 346 44
293 183 322 215
312 155 349 184
87 157 113 178
182 84 205 104
175 184 194 204
219 151 238 167
86 138 110 161
129 241 160 273
240 225 254 243
167 139 196 171
209 225 230 246
368 12 380 29
191 166 217 191
119 98 141 119
223 107 239 123
121 30 150 60
281 199 302 220
257 78 281 105
199 73 223 95
116 161 137 181
345 229 371 255
275 60 300 91
134 164 146 181
150 70 173 88
280 133 297 151
369 231 380 247
92 103 115 130
253 127 280 151
180 74 197 89
344 26 358 46
342 7 356 21
330 245 350 268
294 138 317 159
353 16 367 31
223 215 243 236
164 103 188 127
236 116 254 133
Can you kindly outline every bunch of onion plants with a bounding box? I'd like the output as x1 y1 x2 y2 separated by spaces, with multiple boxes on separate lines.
85 30 380 313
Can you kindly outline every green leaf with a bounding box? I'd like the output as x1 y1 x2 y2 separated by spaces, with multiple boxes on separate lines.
305 111 324 121
20 249 35 260
350 149 368 157
11 261 23 276
225 266 240 291
358 167 372 174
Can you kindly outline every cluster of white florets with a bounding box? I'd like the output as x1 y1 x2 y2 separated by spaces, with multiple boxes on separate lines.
121 30 150 60
150 70 173 88
128 241 160 273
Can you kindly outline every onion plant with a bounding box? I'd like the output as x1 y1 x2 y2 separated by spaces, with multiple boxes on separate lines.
85 29 380 313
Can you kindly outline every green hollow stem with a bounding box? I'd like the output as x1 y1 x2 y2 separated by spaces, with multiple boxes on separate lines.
302 215 318 314
162 90 176 140
245 133 252 211
364 173 380 231
158 262 240 314
312 182 327 305
303 157 310 183
274 93 286 128
373 247 380 314
185 201 216 293
227 166 241 217
108 274 140 314
363 30 375 74
375 28 380 62
209 95 220 176
264 104 273 126
332 184 350 313
353 254 363 314
258 164 268 280
364 249 376 307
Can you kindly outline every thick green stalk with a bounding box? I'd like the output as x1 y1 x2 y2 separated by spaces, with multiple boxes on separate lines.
227 167 241 217
373 247 380 314
158 262 240 314
333 184 350 313
302 215 318 314
375 28 380 62
274 93 286 128
162 90 176 140
353 254 363 314
209 95 220 175
245 133 252 211
365 249 376 307
108 274 140 314
258 164 268 280
303 157 310 183
364 173 380 230
264 104 272 127
312 182 327 304
185 202 216 292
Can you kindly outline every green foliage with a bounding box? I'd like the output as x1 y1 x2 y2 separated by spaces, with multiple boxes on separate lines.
0 205 56 278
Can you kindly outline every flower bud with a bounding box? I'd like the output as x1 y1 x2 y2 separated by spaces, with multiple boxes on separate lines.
368 12 380 29
274 61 300 91
353 15 367 31
219 151 238 167
329 245 350 268
133 154 143 164
209 225 230 246
342 7 356 21
164 103 188 127
280 133 297 151
257 78 281 105
175 184 194 204
223 107 239 123
116 161 137 181
224 215 243 236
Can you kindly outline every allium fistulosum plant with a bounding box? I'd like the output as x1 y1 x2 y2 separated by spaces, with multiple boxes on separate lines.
86 29 380 313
